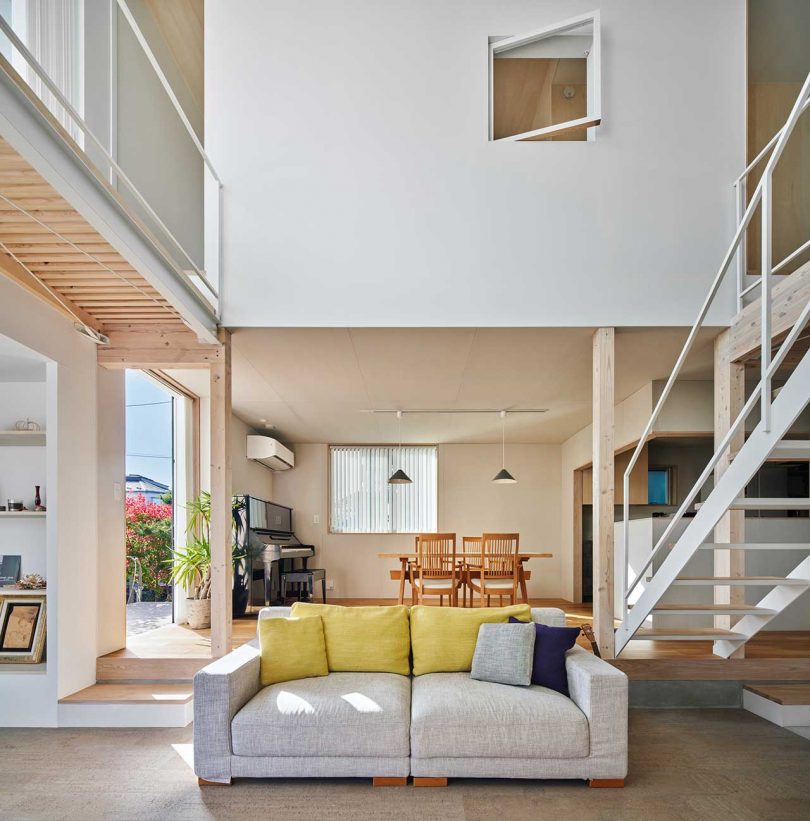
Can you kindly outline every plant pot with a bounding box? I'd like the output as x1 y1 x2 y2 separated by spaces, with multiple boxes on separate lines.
232 558 251 618
186 597 211 629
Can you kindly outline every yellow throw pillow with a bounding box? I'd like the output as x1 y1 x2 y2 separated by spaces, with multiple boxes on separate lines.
258 615 329 686
290 602 411 675
410 604 532 676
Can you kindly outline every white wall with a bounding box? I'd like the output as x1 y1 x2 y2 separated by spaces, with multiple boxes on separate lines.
207 0 745 328
272 442 562 599
0 276 100 726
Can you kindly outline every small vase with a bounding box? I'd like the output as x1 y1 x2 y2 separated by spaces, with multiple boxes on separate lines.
34 486 41 508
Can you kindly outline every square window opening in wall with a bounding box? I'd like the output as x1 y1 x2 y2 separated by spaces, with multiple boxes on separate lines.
489 10 601 142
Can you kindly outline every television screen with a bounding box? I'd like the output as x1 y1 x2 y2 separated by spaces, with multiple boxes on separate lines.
249 497 293 535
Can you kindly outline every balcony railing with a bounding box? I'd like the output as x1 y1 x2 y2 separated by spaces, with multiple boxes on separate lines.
0 0 220 317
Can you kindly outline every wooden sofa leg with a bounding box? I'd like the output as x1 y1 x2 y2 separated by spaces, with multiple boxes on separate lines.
413 777 448 787
589 778 625 788
372 777 407 787
198 777 231 786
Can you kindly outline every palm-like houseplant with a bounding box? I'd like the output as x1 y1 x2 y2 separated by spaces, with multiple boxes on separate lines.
168 492 258 628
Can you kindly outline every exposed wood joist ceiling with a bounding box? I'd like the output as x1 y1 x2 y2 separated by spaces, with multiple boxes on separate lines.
0 137 188 335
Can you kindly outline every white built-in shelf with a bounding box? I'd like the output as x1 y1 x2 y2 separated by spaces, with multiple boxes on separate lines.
0 511 46 519
0 662 47 674
0 430 46 446
0 586 47 595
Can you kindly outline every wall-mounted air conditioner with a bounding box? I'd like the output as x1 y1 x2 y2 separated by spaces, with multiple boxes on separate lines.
246 435 295 471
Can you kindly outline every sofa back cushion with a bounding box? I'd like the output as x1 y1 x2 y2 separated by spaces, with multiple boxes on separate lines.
410 603 531 676
290 602 411 675
258 615 329 686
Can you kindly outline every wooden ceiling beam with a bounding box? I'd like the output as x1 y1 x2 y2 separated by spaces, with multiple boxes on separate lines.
98 324 220 369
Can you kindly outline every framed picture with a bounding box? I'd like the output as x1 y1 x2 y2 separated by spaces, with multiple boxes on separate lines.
0 595 46 663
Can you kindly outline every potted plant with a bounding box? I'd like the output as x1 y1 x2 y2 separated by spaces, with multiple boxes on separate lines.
168 493 260 628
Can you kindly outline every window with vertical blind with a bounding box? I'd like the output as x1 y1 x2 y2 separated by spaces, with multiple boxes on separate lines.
329 446 438 534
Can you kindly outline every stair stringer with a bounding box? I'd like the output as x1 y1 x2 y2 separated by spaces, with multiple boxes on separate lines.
713 555 810 657
615 348 810 655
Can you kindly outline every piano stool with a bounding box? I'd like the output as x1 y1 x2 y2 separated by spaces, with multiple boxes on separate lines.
281 567 327 604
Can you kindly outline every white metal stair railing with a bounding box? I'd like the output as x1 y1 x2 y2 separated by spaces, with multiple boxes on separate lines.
615 72 810 657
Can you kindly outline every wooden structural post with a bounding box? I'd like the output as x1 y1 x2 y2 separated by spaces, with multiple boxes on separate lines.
210 328 232 657
714 330 746 656
592 328 615 658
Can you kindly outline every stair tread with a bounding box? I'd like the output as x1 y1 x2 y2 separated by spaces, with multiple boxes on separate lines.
633 628 746 640
59 683 193 705
698 543 810 550
744 684 810 705
651 603 775 613
769 441 810 460
673 576 810 584
695 498 810 510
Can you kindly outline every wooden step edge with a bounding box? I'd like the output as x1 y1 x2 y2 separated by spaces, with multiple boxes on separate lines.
695 499 810 510
743 683 810 705
59 683 193 706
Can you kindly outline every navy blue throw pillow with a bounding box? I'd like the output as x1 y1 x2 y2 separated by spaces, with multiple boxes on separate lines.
509 617 580 696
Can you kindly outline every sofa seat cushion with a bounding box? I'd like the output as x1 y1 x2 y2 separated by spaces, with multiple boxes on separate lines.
231 672 411 758
411 673 589 760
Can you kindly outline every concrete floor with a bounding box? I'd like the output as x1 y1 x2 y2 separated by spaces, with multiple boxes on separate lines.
0 710 809 820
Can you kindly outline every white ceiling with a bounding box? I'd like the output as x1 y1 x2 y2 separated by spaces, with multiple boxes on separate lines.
224 327 720 445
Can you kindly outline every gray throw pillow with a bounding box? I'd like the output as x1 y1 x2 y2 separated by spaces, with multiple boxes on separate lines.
470 622 536 686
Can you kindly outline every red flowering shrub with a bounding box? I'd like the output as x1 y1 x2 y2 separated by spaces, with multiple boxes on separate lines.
125 495 173 601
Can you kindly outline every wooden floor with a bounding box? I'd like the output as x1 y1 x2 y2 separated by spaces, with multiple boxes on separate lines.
2 710 810 820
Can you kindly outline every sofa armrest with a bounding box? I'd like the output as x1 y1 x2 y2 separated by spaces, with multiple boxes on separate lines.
193 642 261 782
565 646 628 779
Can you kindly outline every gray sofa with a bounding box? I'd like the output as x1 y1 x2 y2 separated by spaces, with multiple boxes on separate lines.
194 607 628 785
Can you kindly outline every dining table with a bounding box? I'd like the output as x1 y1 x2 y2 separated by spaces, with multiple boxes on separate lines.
378 551 554 606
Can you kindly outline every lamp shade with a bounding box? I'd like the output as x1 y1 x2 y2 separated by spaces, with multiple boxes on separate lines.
388 468 412 484
492 468 517 484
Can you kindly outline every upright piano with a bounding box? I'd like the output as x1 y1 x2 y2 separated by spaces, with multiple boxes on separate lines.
235 496 316 606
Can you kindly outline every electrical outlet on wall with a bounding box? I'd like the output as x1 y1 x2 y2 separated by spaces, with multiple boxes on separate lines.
327 579 335 591
313 513 320 525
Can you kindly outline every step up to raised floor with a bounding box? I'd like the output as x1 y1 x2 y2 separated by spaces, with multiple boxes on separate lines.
743 684 810 740
96 653 208 683
631 628 747 641
671 576 810 586
58 683 194 728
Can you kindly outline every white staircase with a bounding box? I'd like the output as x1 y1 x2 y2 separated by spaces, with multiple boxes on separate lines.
615 73 810 659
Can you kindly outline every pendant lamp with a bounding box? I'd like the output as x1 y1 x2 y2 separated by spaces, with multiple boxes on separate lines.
388 411 412 484
492 410 517 484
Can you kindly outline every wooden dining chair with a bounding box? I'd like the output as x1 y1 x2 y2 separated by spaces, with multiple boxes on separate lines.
409 533 460 606
460 536 482 608
466 533 519 607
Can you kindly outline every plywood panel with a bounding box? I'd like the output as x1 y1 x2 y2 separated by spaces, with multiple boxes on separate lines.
747 83 810 275
582 444 648 505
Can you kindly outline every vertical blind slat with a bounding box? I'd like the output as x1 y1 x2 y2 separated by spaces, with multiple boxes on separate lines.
330 445 437 533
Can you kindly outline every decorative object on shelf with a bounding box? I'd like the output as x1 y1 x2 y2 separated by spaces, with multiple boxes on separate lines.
0 555 21 586
16 574 46 590
0 594 46 663
34 486 42 510
6 500 24 512
14 418 41 432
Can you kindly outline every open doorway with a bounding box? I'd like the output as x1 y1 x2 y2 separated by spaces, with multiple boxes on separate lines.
125 371 176 636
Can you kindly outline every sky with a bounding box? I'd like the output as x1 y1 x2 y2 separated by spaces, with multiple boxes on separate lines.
125 371 174 489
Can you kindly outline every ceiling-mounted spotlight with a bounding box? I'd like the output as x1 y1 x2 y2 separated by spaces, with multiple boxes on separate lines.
388 411 412 485
492 410 517 484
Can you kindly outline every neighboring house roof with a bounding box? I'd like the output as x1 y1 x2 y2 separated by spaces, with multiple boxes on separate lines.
125 474 170 493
